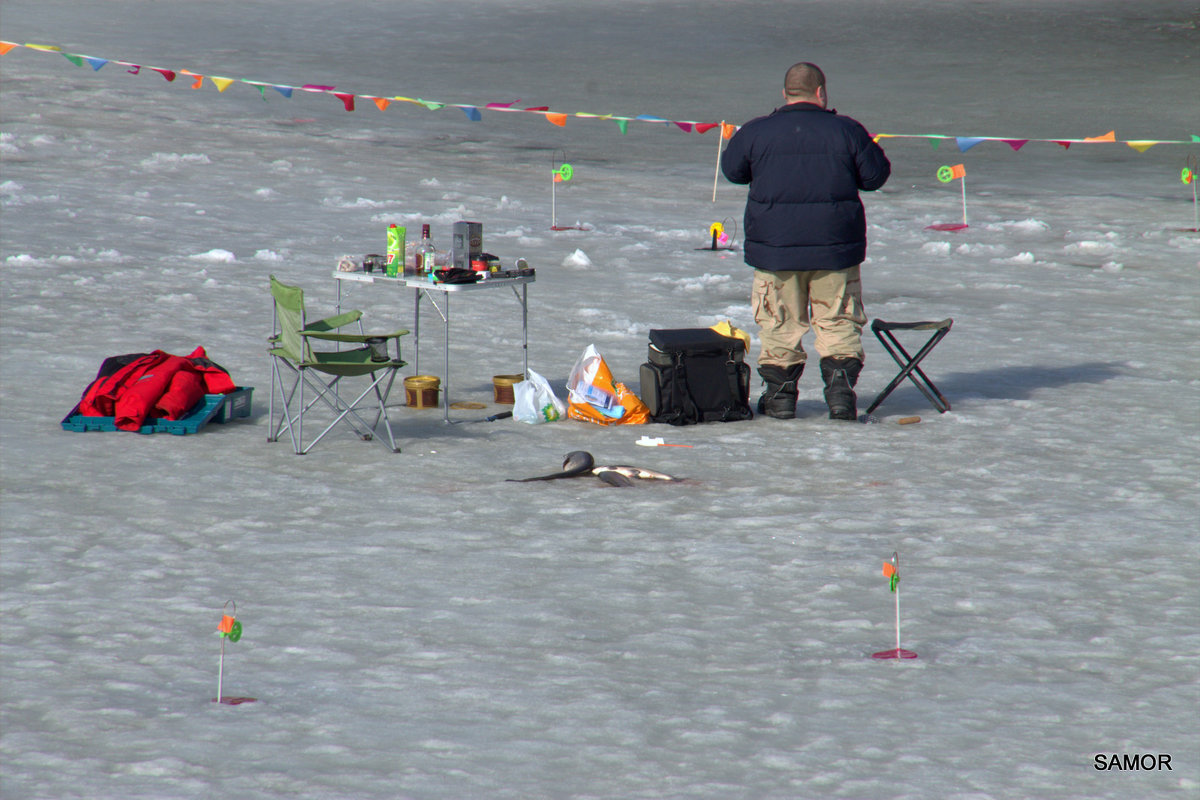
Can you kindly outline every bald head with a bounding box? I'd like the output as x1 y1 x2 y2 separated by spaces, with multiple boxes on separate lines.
783 62 826 104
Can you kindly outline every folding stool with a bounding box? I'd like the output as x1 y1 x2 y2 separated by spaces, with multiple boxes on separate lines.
865 318 953 414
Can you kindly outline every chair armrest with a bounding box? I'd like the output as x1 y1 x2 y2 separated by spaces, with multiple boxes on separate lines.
302 328 410 344
304 310 363 333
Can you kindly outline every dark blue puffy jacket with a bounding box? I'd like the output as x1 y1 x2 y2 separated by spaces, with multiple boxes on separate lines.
721 102 890 271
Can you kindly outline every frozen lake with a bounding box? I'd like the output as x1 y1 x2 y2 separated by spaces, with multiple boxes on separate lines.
2 1 1197 798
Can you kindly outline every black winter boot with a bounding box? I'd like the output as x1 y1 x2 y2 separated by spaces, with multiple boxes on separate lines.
756 364 804 419
820 356 863 421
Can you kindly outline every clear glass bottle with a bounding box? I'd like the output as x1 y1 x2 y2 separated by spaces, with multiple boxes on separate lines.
415 224 435 277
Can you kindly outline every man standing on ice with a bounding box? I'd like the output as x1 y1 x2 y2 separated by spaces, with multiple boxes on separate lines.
722 62 890 420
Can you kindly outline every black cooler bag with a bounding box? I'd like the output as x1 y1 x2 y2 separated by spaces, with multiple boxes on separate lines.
640 328 753 425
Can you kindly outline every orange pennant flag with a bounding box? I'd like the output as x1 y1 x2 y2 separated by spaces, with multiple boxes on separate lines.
373 97 390 111
0 42 17 56
1084 131 1116 142
546 112 568 127
721 123 736 140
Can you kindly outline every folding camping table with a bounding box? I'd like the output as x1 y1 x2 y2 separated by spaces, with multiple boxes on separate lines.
332 270 533 423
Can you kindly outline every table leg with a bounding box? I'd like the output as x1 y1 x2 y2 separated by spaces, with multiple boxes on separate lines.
412 287 421 376
443 292 452 424
520 283 529 377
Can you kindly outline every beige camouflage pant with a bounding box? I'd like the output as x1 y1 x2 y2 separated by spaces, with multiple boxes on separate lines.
752 266 866 367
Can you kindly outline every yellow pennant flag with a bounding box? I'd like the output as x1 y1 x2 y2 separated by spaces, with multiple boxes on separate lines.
210 77 235 93
1125 140 1158 153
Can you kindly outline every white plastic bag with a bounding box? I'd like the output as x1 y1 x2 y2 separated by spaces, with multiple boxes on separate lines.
512 368 566 424
566 343 616 410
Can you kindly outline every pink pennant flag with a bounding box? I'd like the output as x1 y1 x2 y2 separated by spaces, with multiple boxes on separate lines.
333 92 355 111
485 101 520 110
152 68 176 82
126 64 141 75
302 84 335 92
524 106 550 112
1002 139 1029 151
694 123 720 134
673 122 694 133
1054 141 1072 150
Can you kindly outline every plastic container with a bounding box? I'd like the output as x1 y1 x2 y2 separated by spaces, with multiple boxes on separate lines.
386 225 406 277
61 387 254 435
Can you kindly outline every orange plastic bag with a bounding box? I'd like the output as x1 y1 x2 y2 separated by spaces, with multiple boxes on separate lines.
566 345 649 426
568 381 650 426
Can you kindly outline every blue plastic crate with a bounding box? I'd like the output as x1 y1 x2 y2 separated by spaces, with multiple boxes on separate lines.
61 387 253 435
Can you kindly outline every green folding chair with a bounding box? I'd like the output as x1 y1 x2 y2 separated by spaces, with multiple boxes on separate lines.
268 275 408 454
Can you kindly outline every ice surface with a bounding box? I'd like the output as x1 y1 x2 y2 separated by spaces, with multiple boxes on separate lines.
2 1 1198 798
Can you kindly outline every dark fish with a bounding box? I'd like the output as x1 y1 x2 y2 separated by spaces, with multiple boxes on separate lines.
507 450 595 481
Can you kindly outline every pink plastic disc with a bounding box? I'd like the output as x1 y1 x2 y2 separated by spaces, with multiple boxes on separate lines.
925 223 969 231
872 648 918 659
213 696 258 705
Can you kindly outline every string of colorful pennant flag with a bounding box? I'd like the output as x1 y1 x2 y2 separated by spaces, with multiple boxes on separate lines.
3 40 1197 151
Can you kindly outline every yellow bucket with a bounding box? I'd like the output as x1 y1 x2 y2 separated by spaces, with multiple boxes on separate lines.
404 375 440 409
492 374 524 405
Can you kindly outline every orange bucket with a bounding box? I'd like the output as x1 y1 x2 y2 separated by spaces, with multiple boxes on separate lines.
492 374 524 405
404 375 440 408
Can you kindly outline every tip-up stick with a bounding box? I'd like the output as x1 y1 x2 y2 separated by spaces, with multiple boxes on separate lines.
872 552 918 659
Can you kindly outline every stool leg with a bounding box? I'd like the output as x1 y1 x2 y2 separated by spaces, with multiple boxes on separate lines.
866 329 951 414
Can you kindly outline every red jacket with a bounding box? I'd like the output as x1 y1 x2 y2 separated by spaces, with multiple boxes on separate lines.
78 347 235 431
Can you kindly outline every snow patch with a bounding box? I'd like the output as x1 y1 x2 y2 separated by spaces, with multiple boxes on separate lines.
987 218 1050 233
140 152 212 170
323 196 388 209
1065 240 1116 256
188 249 236 263
562 248 592 268
5 253 42 265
